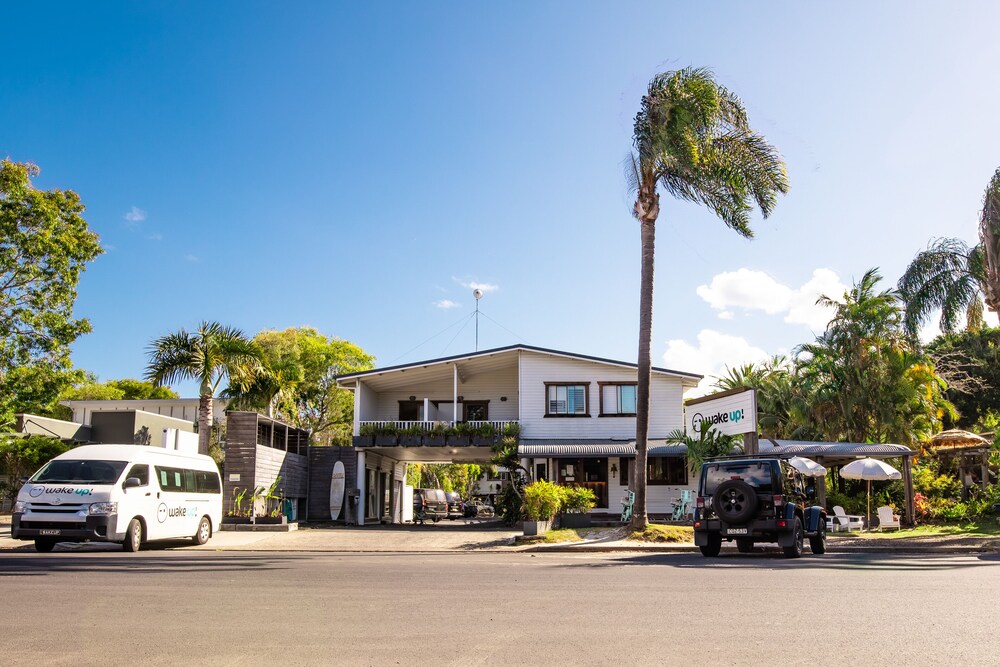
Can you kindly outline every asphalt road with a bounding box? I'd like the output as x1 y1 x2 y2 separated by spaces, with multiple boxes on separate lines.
1 550 998 666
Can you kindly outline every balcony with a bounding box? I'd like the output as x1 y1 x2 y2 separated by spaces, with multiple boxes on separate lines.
354 420 519 448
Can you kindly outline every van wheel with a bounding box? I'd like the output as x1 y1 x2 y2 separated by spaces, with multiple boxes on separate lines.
34 539 56 553
194 516 211 545
122 518 143 552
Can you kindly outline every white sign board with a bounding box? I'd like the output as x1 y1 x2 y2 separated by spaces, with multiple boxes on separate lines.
686 388 757 436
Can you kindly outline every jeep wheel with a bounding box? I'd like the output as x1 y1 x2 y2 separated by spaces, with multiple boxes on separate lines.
809 522 827 554
699 533 722 557
714 480 759 524
783 517 804 558
736 538 754 554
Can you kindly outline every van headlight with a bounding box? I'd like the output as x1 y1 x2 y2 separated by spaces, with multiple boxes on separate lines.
88 502 118 515
13 501 28 513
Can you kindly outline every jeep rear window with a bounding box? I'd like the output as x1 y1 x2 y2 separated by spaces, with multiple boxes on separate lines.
703 463 774 495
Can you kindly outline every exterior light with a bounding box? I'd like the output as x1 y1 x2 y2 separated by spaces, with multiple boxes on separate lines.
610 463 618 478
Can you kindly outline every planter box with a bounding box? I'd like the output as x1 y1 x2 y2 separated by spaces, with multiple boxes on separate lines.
424 435 447 447
374 435 398 446
522 519 552 536
253 516 288 525
449 435 473 446
222 516 251 525
560 513 592 529
399 435 422 447
470 435 498 447
353 435 375 447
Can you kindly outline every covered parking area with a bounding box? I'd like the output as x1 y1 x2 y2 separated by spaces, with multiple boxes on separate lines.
762 439 917 525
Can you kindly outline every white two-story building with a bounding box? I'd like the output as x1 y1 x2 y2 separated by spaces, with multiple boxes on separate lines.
335 344 702 524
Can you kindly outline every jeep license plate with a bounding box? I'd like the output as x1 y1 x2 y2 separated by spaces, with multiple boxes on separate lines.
39 529 61 536
726 527 748 535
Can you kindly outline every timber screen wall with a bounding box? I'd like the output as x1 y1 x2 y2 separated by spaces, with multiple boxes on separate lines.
223 412 309 516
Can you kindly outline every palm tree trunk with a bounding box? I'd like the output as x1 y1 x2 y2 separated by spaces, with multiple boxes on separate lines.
198 393 213 456
632 185 659 531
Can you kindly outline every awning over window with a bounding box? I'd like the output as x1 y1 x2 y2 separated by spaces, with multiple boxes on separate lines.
518 440 688 458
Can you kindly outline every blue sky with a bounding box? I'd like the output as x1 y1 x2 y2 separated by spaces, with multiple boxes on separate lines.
3 2 999 395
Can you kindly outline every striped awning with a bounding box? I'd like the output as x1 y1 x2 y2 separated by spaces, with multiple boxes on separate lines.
762 440 915 458
518 439 687 458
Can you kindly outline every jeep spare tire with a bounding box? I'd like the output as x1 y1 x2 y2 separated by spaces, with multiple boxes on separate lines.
714 479 759 524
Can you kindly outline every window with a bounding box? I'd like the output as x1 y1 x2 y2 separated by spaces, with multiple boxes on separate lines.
620 459 629 486
125 464 149 486
33 460 128 485
398 401 422 421
154 466 221 494
600 383 637 416
545 383 589 416
647 457 688 485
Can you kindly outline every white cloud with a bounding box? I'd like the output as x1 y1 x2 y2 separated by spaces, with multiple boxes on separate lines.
434 299 461 309
696 268 847 333
662 329 770 397
453 277 499 293
184 253 199 263
717 311 734 321
124 206 146 224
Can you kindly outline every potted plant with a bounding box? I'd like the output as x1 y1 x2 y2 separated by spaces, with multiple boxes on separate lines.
559 486 596 528
452 421 475 446
254 478 288 525
424 422 449 447
374 422 399 447
357 422 378 446
472 422 497 446
223 487 252 524
399 423 423 447
501 422 521 440
522 480 564 536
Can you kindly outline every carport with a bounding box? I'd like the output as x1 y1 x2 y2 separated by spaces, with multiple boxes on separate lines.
761 439 917 525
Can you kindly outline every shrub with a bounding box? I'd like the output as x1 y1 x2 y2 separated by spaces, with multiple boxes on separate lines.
523 480 565 521
501 422 521 438
912 466 962 499
561 486 596 514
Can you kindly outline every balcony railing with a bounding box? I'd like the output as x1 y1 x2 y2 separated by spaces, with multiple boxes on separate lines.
358 420 518 433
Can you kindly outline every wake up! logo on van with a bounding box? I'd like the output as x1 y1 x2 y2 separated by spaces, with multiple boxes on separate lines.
157 503 193 523
28 486 93 498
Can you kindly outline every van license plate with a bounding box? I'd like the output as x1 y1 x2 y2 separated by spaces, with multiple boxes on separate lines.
40 529 61 536
726 528 748 535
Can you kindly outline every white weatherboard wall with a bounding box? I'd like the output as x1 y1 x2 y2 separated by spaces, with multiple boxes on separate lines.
604 456 696 514
366 364 519 422
517 351 685 439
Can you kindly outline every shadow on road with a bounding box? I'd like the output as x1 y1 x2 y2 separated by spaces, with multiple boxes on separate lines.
0 552 300 577
557 550 1000 571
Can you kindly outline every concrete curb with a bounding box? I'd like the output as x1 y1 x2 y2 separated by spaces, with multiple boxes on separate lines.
525 543 1000 555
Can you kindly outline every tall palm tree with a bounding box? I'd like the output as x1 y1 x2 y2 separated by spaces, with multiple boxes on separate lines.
146 321 264 455
897 237 986 339
626 67 788 530
981 168 1000 315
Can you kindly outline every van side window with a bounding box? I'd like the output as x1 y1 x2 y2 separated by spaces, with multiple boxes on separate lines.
154 465 221 494
126 464 149 486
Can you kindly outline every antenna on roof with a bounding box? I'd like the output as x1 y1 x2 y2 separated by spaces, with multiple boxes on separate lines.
473 288 484 351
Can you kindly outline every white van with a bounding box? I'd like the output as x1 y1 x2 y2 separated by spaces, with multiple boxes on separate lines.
11 444 223 553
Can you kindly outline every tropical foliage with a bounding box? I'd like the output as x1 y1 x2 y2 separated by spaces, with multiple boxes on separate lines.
925 327 1000 429
224 327 374 445
146 321 264 455
897 237 986 338
0 435 69 508
716 269 954 446
981 168 1000 315
626 66 788 530
664 419 742 472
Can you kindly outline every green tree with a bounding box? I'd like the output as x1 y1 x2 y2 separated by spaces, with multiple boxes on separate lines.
981 168 1000 315
146 322 264 456
897 237 987 339
626 67 788 529
0 435 69 508
925 327 1000 428
62 377 180 402
0 160 103 370
0 363 85 427
226 327 374 445
799 269 953 446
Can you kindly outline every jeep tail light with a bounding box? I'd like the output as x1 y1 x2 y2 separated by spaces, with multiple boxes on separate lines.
772 494 784 507
696 496 705 509
693 521 701 529
777 519 787 529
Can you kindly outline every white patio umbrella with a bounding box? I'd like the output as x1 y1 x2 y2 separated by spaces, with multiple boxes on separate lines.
839 458 902 528
788 456 827 478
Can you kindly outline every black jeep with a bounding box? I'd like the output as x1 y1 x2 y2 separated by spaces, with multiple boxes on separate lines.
693 457 827 558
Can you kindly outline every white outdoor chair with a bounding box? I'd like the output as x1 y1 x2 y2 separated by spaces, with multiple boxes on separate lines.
876 506 901 531
832 505 865 532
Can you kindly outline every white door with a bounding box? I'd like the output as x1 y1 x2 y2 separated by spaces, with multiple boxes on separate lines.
119 463 159 539
153 466 201 539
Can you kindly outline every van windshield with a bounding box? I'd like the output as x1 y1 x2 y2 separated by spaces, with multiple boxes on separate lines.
32 459 128 485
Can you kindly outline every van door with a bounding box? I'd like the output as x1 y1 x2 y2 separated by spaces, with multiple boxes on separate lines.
154 465 200 539
119 463 159 540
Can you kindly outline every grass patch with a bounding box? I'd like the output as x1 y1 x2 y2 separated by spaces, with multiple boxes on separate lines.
844 520 1000 539
541 529 586 544
626 523 694 543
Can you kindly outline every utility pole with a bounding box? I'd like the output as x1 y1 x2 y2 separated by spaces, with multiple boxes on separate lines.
473 288 483 350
